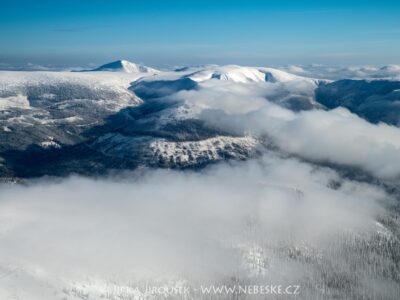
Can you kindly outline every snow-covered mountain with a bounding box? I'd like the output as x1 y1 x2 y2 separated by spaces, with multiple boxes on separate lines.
185 65 312 83
91 59 159 74
0 61 400 179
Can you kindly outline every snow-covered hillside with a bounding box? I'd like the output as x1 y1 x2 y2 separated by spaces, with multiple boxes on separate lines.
185 65 314 83
0 60 321 177
0 60 400 178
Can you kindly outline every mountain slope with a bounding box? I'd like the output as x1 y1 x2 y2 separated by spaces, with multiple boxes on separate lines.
316 79 400 125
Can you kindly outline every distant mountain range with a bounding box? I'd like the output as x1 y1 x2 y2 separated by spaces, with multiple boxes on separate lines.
1 60 400 179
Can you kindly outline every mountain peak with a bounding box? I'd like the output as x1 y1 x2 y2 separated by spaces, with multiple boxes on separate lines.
92 60 158 74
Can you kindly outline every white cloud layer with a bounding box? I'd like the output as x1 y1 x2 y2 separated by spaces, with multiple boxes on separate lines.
279 64 400 80
0 153 395 299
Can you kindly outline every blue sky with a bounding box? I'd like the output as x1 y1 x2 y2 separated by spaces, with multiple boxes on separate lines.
0 0 399 68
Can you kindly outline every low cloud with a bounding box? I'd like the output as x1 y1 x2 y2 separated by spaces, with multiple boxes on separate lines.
0 153 392 298
279 64 400 80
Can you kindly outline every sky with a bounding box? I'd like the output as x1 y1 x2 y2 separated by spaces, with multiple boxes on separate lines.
0 0 399 68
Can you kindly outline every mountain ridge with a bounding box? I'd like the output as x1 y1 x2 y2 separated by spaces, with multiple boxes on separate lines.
90 59 159 74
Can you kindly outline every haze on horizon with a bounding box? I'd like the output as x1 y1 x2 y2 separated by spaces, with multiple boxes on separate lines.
0 0 399 69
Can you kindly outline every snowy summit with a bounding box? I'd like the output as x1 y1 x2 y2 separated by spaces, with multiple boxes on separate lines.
91 59 158 74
